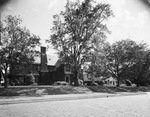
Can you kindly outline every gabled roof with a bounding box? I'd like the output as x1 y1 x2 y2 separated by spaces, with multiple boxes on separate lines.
55 57 73 68
47 55 59 66
34 55 58 66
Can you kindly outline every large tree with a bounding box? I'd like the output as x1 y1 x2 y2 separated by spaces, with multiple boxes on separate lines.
48 0 113 85
104 39 148 86
86 37 110 82
0 15 40 88
124 50 150 86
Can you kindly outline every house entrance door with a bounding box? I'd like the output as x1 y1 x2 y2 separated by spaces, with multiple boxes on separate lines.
65 75 70 84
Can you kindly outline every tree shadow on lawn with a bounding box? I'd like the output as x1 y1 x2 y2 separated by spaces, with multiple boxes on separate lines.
0 86 150 97
87 86 116 93
0 86 80 97
0 89 19 96
42 86 91 95
87 86 150 93
0 88 43 97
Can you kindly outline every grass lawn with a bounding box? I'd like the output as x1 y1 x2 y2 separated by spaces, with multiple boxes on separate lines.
0 85 150 97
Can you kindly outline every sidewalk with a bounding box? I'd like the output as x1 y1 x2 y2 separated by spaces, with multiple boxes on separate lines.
0 92 146 105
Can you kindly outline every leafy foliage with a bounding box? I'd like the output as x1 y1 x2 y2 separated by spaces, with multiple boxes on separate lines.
86 38 110 79
104 39 149 86
48 0 113 85
0 15 40 87
124 50 150 86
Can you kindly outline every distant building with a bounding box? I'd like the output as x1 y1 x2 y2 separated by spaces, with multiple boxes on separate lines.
101 77 117 86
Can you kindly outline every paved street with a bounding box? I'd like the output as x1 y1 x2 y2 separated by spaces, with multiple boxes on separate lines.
0 93 150 117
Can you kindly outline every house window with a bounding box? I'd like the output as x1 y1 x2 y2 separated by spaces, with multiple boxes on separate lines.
107 80 109 84
37 65 40 71
65 65 71 72
104 81 107 84
35 66 38 71
35 65 40 71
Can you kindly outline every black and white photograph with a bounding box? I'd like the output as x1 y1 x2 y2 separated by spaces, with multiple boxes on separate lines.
0 0 150 116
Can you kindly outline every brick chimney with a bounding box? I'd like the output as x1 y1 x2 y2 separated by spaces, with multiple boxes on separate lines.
40 46 48 72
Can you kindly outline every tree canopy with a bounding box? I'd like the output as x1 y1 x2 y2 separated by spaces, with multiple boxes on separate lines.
0 15 41 87
48 0 113 85
103 39 149 86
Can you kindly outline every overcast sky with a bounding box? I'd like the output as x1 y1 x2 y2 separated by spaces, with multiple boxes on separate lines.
1 0 150 55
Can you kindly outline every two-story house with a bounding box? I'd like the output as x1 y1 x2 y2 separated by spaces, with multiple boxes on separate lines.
9 46 82 85
36 47 75 85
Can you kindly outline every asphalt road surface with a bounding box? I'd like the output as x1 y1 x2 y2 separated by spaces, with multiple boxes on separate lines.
0 93 150 117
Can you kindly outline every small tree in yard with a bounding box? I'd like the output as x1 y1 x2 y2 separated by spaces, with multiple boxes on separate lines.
0 15 40 88
48 0 113 85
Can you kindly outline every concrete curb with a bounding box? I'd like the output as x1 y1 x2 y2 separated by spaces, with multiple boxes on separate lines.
0 92 147 105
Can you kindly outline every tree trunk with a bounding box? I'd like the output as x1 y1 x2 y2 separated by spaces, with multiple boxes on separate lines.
92 74 95 84
4 69 8 88
116 77 120 87
136 83 140 87
136 77 140 87
4 75 8 88
74 67 79 86
0 72 1 85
